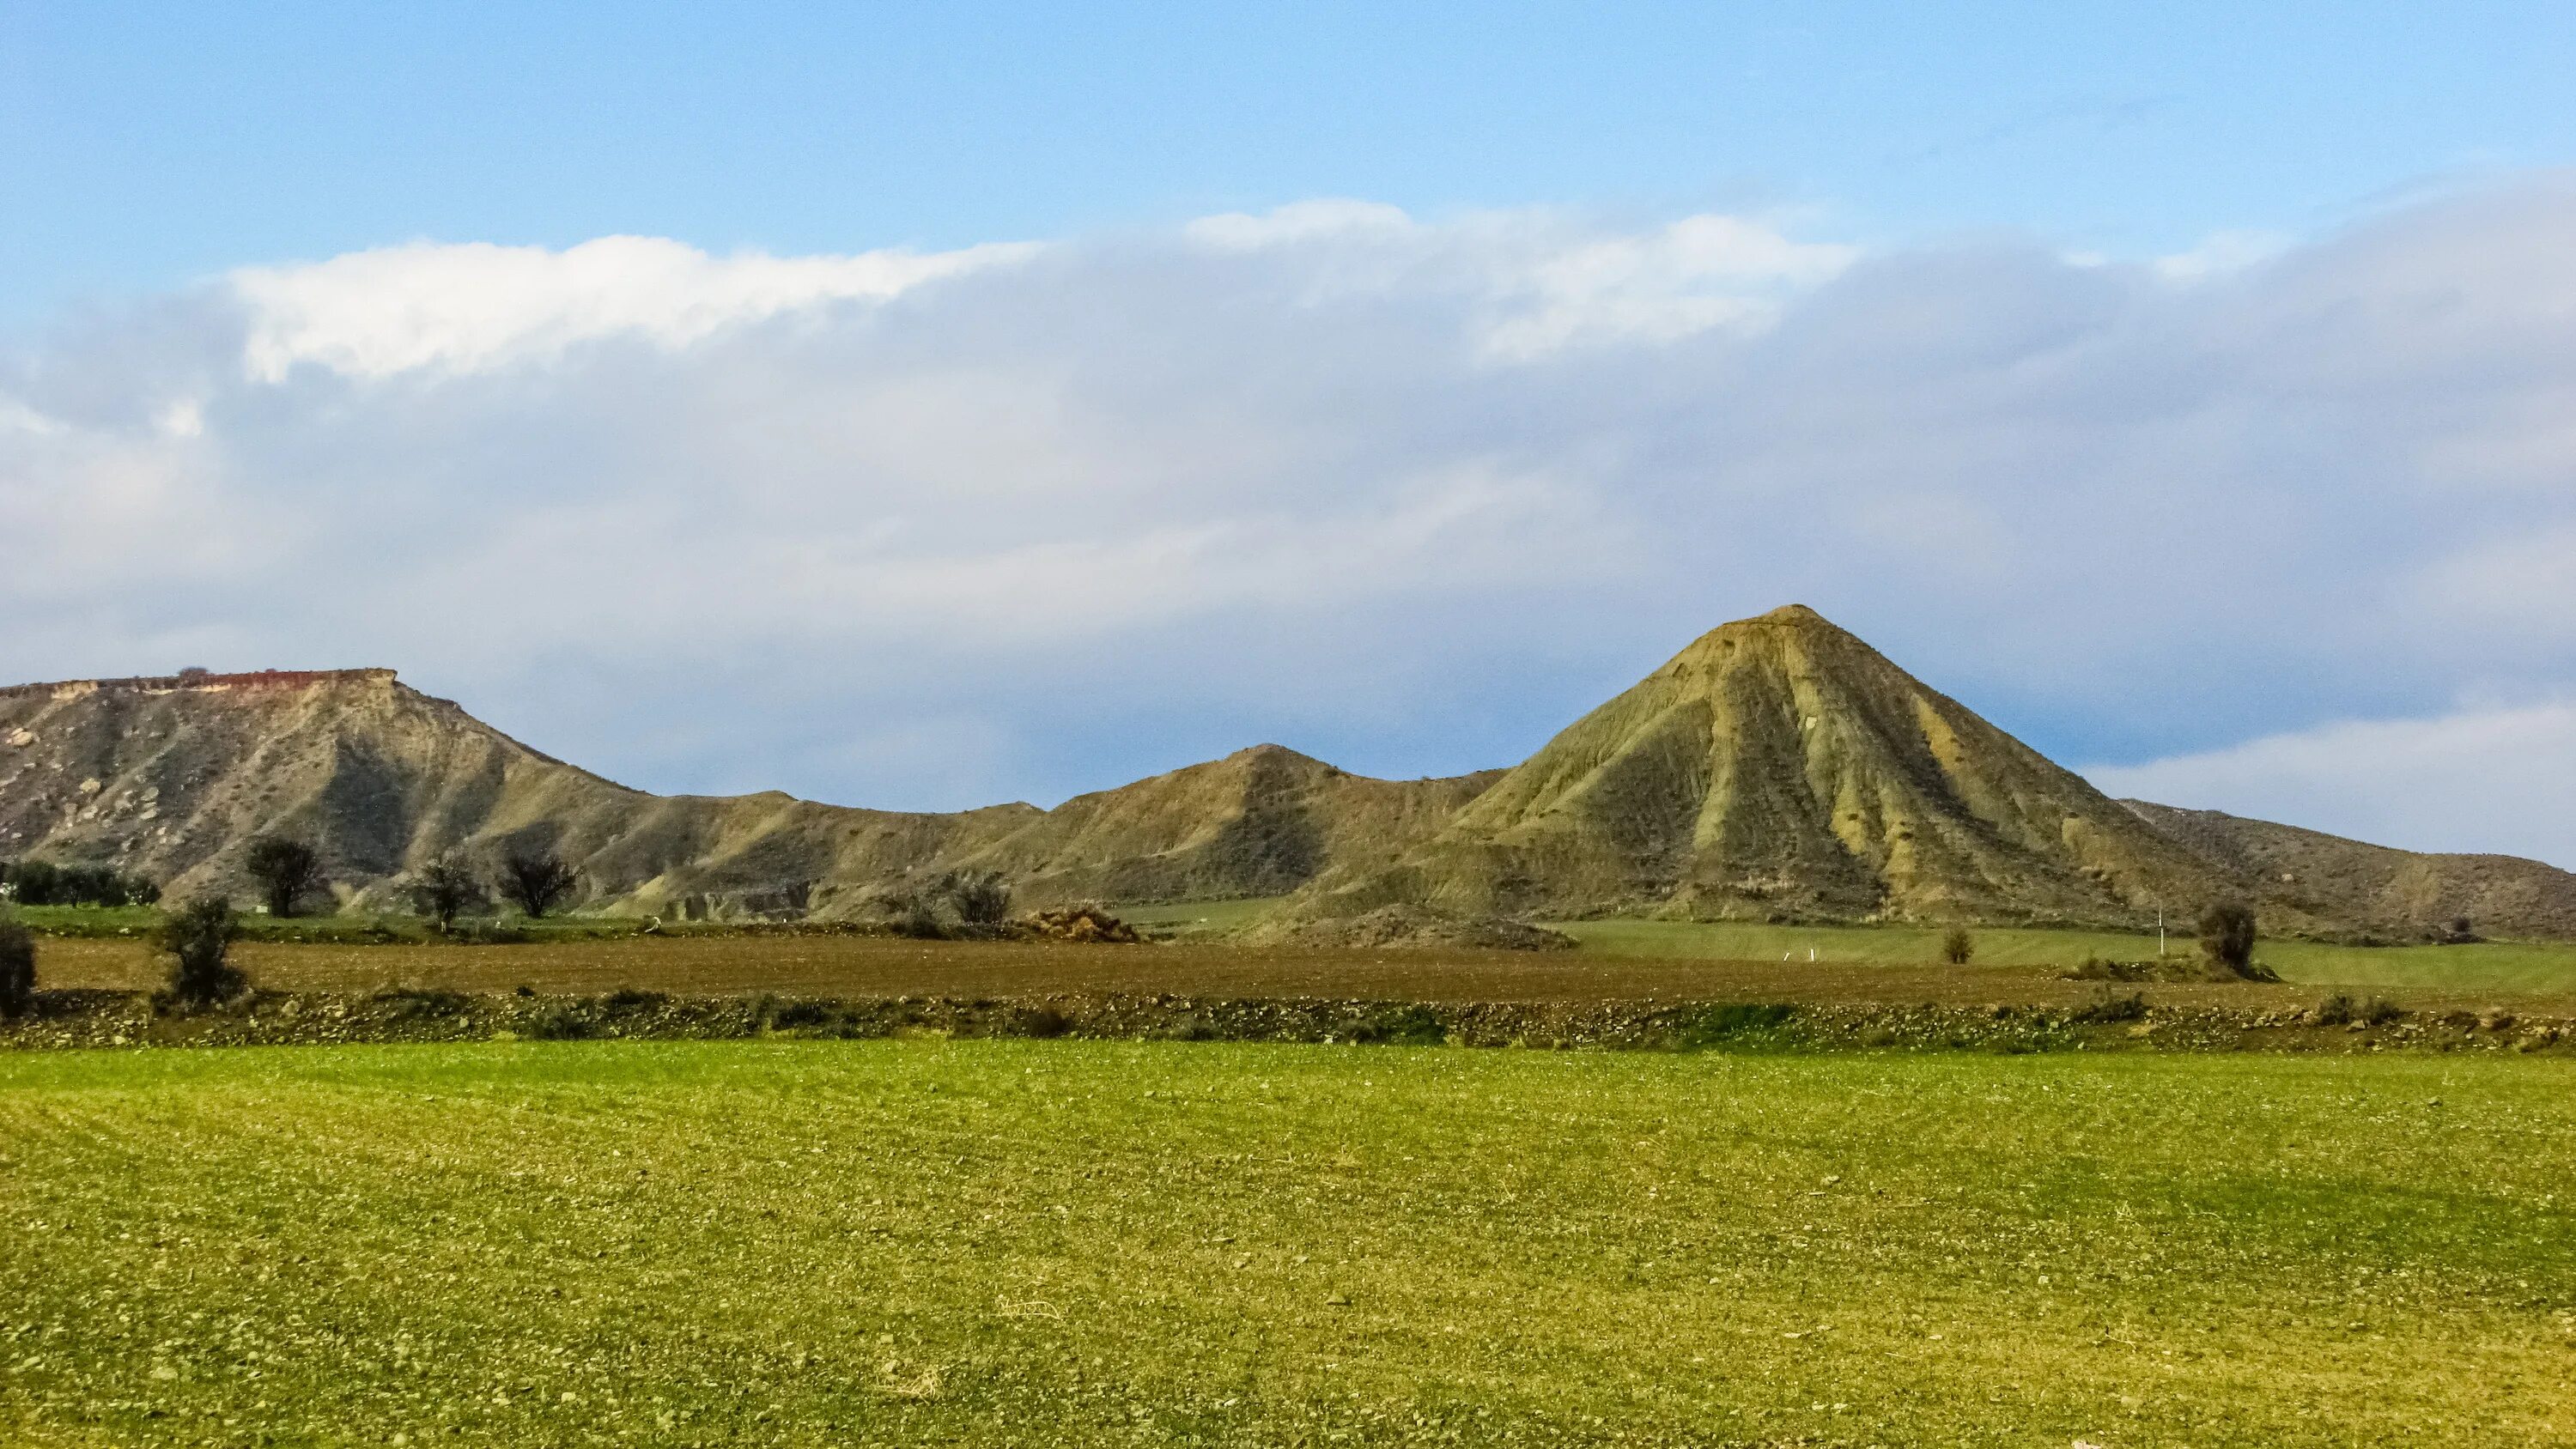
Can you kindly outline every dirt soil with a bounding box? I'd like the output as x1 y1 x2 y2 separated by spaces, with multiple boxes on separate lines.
34 933 2576 1016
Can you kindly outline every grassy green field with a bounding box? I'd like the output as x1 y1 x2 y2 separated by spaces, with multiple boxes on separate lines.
5 1040 2573 1446
1551 918 2576 996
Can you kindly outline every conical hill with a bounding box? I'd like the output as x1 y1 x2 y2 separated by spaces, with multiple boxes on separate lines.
1310 606 2260 929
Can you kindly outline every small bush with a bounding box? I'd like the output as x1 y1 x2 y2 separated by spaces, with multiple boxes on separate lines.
245 836 326 919
1354 1003 1448 1046
2313 992 2357 1026
1013 1004 1073 1039
158 894 246 1008
528 1005 599 1040
372 986 471 1020
769 999 835 1030
2198 900 2259 978
0 912 34 1017
2070 991 2147 1025
1666 1002 1798 1048
1941 927 1975 966
600 987 669 1012
2357 996 2403 1027
945 870 1012 926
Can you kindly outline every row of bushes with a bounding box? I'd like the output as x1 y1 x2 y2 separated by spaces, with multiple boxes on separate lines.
0 839 586 927
0 859 161 907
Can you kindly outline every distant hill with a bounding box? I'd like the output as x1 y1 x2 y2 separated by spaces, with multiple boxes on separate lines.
0 670 1482 919
2122 800 2576 943
4 618 2573 941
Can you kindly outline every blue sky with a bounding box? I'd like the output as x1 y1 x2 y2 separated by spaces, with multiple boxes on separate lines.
4 3 2576 866
9 3 2573 322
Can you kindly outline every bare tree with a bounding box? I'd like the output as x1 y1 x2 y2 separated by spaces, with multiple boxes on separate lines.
409 856 483 932
499 851 579 919
244 836 325 918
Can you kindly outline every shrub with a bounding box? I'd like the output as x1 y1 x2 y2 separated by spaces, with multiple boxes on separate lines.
1941 927 1975 966
1354 1003 1449 1046
2358 996 2403 1027
2198 900 2259 978
1664 1003 1798 1048
499 851 579 919
158 895 246 1008
1 859 158 907
244 836 326 918
1013 1004 1073 1039
0 912 34 1017
2070 990 2147 1025
407 856 483 932
2313 992 2357 1026
600 987 669 1012
887 870 1016 938
528 1005 598 1040
372 985 471 1020
769 999 835 1030
943 870 1012 926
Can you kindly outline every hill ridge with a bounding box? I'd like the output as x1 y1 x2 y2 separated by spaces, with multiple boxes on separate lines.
3 617 2572 940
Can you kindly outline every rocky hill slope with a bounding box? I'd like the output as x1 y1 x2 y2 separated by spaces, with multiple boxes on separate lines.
2123 800 2576 943
0 670 1484 918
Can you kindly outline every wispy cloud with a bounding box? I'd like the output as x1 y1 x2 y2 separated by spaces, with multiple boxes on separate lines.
2087 700 2576 870
232 235 1040 380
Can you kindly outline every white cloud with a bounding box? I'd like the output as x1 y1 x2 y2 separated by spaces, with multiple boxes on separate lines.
1182 200 1857 358
6 177 2576 823
1184 198 1418 251
2086 702 2576 870
231 234 1039 381
2149 228 2292 282
1479 214 1859 359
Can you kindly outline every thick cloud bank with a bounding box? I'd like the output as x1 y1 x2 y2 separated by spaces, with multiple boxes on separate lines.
3 180 2573 863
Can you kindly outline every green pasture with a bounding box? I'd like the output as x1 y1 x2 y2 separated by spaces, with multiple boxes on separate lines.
3 1040 2572 1447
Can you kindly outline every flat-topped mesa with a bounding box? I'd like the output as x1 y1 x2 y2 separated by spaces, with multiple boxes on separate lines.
0 668 398 702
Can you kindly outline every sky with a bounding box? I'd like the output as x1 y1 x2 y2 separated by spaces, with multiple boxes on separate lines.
4 3 2576 867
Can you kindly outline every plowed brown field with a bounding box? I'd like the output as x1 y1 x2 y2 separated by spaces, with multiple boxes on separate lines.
34 932 2576 1014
